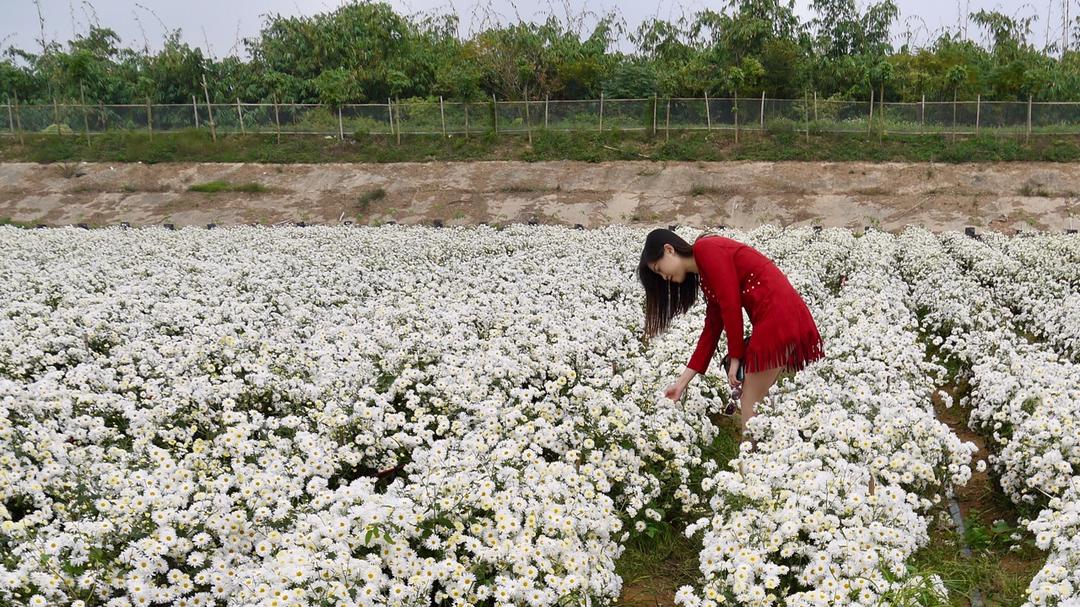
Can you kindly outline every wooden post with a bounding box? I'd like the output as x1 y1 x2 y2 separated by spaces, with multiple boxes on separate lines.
439 95 446 137
12 92 23 145
394 97 400 144
652 93 657 136
464 102 469 139
544 94 549 129
192 94 200 128
1026 95 1032 143
146 97 153 140
272 94 281 143
952 88 957 137
813 90 818 121
387 98 394 137
879 83 884 141
5 96 13 137
920 93 925 129
99 100 105 131
868 87 874 136
665 97 670 141
53 97 61 136
705 91 711 131
598 92 604 132
80 84 90 146
734 90 739 144
804 89 810 143
759 90 765 130
236 98 245 135
338 105 345 141
975 94 981 136
202 74 216 142
492 94 498 134
524 89 532 145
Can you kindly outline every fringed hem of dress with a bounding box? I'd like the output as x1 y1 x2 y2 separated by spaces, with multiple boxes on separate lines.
742 332 826 374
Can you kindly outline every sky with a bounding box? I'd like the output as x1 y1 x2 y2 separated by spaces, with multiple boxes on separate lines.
1 0 1073 62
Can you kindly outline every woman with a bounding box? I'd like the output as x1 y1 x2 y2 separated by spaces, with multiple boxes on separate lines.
637 228 825 445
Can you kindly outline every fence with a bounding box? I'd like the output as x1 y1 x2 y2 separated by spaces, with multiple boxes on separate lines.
4 94 1080 143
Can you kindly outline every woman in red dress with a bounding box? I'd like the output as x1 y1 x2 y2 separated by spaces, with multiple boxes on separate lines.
637 228 825 443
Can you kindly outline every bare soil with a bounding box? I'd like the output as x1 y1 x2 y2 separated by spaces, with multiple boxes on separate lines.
1 160 1078 232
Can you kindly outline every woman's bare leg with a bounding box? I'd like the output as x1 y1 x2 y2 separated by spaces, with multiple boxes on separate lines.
737 366 783 445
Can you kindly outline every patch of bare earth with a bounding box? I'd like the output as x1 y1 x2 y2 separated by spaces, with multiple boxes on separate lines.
1 160 1077 231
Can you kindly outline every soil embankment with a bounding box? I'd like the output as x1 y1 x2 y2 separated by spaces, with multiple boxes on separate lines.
1 160 1077 232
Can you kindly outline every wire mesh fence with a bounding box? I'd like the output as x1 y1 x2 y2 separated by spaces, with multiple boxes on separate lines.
3 96 1080 140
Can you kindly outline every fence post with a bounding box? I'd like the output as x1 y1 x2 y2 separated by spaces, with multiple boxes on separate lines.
868 87 874 136
665 97 671 141
192 94 200 128
236 98 245 135
920 93 925 129
652 93 657 136
146 97 153 140
439 95 446 137
1026 95 1032 143
813 90 818 121
5 96 13 137
464 102 469 139
804 89 809 143
12 92 23 144
544 94 549 129
952 89 957 137
876 81 885 138
492 94 498 134
705 91 711 131
395 97 401 144
273 94 281 143
524 89 532 145
598 91 604 132
759 91 765 130
79 84 90 146
338 105 344 141
879 83 884 141
53 97 61 136
975 94 980 136
387 98 394 137
734 90 739 144
201 74 216 142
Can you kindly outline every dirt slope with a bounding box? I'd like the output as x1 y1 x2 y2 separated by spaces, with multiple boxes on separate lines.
1 160 1076 232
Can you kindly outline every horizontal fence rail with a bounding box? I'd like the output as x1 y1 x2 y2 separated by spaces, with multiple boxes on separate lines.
3 96 1080 141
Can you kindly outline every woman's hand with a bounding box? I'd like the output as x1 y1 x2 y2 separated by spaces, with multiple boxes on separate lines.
664 381 685 401
727 358 742 389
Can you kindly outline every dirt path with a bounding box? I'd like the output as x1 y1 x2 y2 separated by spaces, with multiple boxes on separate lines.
1 160 1077 232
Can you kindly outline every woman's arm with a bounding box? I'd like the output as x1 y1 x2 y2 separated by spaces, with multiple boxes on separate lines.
687 299 722 374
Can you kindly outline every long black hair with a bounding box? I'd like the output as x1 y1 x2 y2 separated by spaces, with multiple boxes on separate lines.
637 228 710 341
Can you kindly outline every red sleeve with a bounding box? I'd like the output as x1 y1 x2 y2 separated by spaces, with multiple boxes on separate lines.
690 244 746 370
687 299 722 374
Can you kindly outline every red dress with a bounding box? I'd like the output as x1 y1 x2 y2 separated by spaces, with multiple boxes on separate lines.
687 235 825 375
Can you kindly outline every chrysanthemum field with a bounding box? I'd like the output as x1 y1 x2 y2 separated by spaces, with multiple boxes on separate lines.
0 224 1077 607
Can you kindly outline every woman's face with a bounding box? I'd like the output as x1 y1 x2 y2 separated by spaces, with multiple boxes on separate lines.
648 244 687 283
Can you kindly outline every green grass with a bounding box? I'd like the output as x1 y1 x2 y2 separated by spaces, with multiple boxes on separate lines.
614 418 739 595
906 518 1045 607
0 217 37 228
3 128 1079 164
188 180 270 193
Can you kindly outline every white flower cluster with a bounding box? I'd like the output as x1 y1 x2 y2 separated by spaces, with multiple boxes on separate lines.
895 227 1080 607
0 224 738 607
0 224 865 607
676 230 976 607
974 232 1080 360
1025 478 1080 607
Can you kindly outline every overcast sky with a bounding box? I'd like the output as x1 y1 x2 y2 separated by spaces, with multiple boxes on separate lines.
2 0 1072 61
